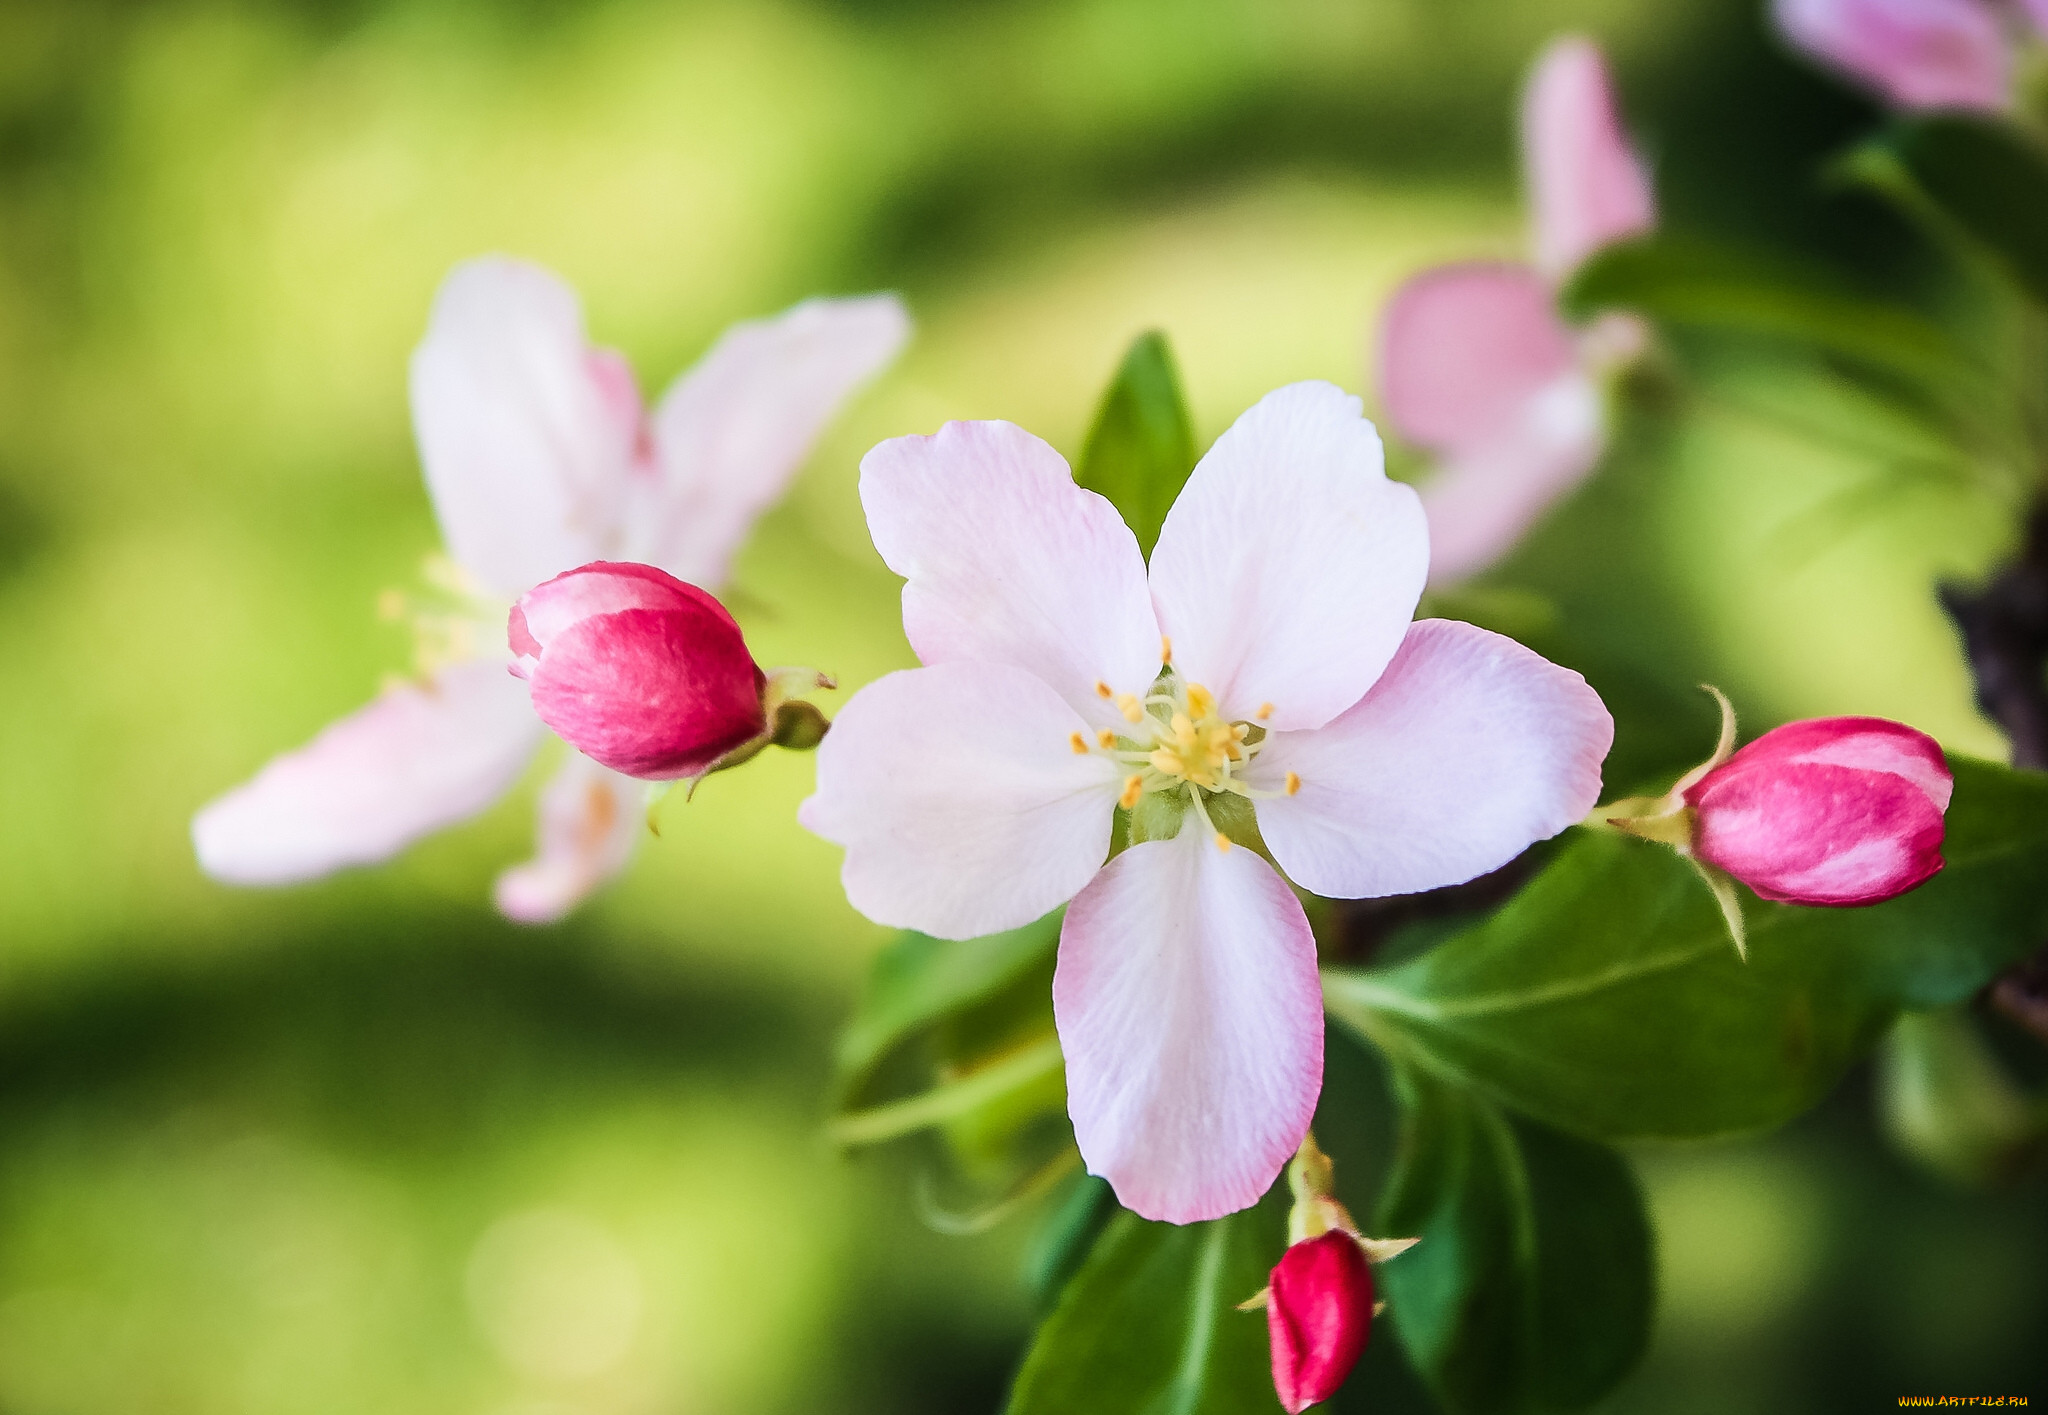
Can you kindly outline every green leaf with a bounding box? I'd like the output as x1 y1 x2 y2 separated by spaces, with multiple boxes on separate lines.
1852 115 2048 307
1075 331 1198 558
1377 1065 1653 1415
834 911 1061 1104
1006 1195 1282 1415
1562 234 1980 401
1021 1173 1118 1308
1325 757 2048 1141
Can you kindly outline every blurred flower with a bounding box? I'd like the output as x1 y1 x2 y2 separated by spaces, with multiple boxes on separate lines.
509 562 768 780
1684 716 1953 905
193 257 908 923
803 381 1612 1223
1377 37 1655 586
1773 0 2043 112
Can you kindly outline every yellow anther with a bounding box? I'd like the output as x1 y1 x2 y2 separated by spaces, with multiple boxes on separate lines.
1225 740 1244 762
1186 684 1217 720
1161 634 1173 665
1170 712 1194 740
1095 680 1114 699
1231 723 1250 740
1214 831 1232 853
1257 702 1275 720
1285 771 1301 796
1116 692 1145 724
1069 732 1088 755
1097 728 1118 749
1119 774 1144 810
1149 748 1181 776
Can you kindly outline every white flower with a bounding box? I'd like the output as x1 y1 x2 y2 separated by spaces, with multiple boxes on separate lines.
802 381 1613 1222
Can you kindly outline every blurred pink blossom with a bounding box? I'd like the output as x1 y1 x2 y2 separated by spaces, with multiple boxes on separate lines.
193 257 908 923
802 382 1611 1222
1377 37 1655 586
1773 0 2036 112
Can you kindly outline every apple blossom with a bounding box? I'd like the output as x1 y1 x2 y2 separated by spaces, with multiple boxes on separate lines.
1377 37 1655 585
1772 0 2040 113
801 381 1613 1223
193 256 908 922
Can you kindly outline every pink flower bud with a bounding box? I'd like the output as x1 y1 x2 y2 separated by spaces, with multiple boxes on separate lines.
1681 716 1953 907
509 561 767 780
1267 1230 1374 1414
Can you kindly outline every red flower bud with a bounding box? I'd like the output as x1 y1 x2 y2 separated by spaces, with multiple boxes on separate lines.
509 561 767 780
1681 716 1952 906
1267 1230 1374 1413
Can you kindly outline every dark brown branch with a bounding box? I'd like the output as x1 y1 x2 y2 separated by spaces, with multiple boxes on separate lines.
1945 505 2048 1043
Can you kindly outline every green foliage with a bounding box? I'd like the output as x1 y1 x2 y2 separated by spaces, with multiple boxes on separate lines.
1852 115 2048 307
1562 235 1982 414
835 912 1061 1105
1377 1065 1653 1415
1005 1194 1283 1415
1326 757 2048 1142
1075 331 1199 558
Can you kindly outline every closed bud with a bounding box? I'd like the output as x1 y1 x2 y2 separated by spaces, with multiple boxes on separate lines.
1681 716 1952 906
1266 1230 1374 1414
509 561 767 780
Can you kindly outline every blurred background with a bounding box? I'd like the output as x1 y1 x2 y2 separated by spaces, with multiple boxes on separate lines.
0 0 2042 1410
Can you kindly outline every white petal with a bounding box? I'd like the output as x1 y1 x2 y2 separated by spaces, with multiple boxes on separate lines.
1054 820 1323 1224
798 661 1122 939
1148 382 1428 733
636 294 911 585
861 420 1161 730
409 257 638 597
493 753 644 924
1250 619 1611 898
1420 372 1606 586
193 659 546 884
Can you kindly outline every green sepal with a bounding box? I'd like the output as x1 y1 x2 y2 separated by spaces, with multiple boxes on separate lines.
1075 331 1198 559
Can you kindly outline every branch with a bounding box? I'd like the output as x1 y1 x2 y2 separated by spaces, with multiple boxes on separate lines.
1944 504 2048 1042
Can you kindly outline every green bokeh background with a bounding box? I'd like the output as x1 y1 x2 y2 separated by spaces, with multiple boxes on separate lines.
0 0 2041 1410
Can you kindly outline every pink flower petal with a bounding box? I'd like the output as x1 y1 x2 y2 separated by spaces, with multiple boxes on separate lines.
1054 820 1324 1223
637 294 911 586
1523 37 1657 281
2023 0 2048 36
1378 264 1580 459
1708 714 1954 808
1773 0 2011 112
494 753 643 924
192 659 545 884
1147 382 1428 733
1419 370 1606 586
408 257 640 597
1250 619 1611 899
1268 1232 1375 1413
799 662 1123 939
860 420 1161 730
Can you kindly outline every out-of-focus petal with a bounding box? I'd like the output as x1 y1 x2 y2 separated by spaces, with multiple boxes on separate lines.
1523 37 1657 281
1378 264 1580 458
1773 0 2011 112
493 752 643 924
1418 371 1606 586
409 257 639 597
1148 382 1427 733
1055 820 1323 1224
2023 0 2048 37
860 419 1161 730
799 662 1122 939
638 294 911 586
193 659 546 884
1250 619 1610 899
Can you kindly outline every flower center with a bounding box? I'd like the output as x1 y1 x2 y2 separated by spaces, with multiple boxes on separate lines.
377 554 508 678
1073 642 1300 851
